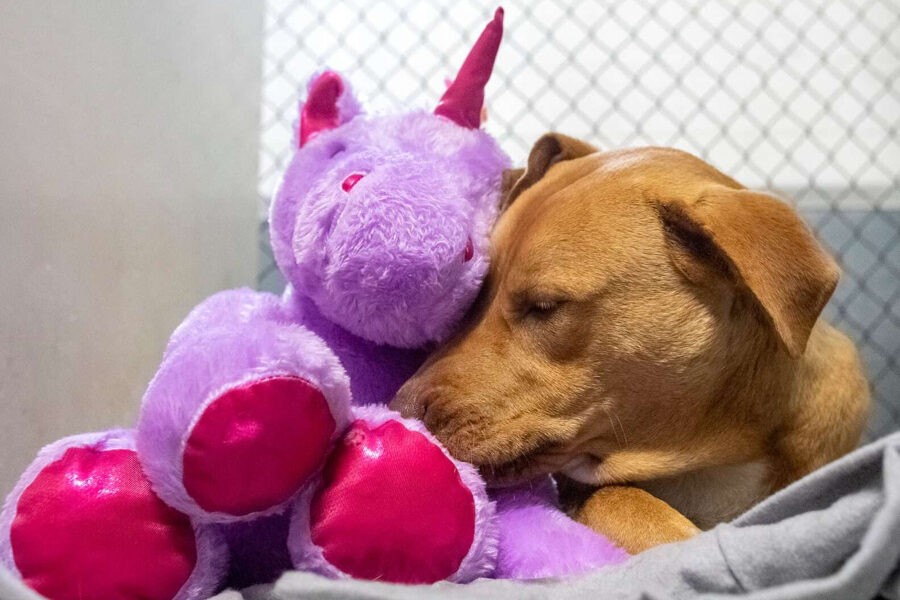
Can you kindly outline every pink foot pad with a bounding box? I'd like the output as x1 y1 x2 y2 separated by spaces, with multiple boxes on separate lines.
10 447 197 600
305 418 478 583
183 376 336 516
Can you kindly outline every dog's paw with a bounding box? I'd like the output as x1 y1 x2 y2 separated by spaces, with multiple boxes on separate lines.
288 407 497 583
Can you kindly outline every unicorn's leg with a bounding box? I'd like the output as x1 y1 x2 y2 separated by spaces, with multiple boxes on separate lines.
137 289 352 522
288 406 497 584
0 430 224 600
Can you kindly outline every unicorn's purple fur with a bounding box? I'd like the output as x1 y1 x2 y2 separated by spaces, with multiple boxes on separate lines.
280 288 426 407
492 478 629 579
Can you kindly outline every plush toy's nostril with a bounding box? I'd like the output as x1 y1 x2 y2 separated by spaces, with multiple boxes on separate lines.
341 173 365 192
463 237 474 262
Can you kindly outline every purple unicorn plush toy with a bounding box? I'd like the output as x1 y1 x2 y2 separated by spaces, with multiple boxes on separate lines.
1 10 625 600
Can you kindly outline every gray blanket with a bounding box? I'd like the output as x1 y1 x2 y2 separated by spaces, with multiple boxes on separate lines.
2 432 898 600
235 431 900 600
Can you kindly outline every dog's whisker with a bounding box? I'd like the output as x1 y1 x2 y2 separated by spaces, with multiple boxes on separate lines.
614 411 629 448
604 407 624 448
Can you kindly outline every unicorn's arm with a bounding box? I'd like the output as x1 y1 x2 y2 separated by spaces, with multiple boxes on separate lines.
492 478 628 580
136 287 353 523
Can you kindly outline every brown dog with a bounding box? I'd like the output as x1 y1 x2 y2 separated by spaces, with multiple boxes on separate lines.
391 133 870 553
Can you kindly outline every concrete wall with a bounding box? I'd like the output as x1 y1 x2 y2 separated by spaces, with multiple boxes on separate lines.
0 2 264 492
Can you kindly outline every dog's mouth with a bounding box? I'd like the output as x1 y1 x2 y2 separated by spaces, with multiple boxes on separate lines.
477 446 605 488
478 454 541 487
476 442 572 487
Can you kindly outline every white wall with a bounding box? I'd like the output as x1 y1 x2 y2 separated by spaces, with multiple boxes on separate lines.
0 2 264 492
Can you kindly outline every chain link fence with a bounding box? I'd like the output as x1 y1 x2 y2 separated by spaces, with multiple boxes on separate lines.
258 0 900 441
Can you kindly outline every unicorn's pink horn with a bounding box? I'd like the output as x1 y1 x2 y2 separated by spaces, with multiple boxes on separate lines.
434 8 504 129
299 71 343 147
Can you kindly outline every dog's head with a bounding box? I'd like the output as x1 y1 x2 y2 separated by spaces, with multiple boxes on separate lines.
391 133 839 486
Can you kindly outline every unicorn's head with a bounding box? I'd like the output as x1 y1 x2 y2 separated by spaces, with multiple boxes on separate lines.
270 9 509 348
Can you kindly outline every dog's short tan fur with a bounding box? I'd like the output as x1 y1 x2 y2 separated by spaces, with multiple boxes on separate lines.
391 134 870 551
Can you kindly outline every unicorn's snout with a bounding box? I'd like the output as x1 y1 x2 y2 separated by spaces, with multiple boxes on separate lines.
307 180 481 347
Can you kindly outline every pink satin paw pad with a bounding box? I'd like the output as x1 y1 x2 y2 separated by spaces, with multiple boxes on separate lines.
309 419 476 583
10 447 197 600
182 376 336 516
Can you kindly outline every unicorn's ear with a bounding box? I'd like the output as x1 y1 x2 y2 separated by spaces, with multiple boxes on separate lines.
297 70 363 147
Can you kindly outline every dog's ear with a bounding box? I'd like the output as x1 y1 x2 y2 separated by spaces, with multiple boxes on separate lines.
500 167 525 199
658 188 840 358
500 133 598 210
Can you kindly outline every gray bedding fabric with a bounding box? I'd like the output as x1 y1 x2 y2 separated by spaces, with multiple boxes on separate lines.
234 431 900 600
1 432 898 600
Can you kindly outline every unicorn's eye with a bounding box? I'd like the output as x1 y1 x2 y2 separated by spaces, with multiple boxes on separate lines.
341 172 365 192
328 143 346 158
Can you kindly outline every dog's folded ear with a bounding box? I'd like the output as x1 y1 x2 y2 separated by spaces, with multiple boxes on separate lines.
658 188 840 358
501 132 598 210
500 167 525 199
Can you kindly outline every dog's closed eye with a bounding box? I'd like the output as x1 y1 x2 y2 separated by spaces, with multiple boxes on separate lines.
518 295 569 321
